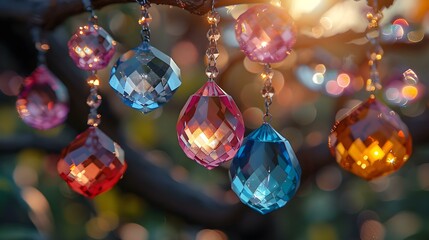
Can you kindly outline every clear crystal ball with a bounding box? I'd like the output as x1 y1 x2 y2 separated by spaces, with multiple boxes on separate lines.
109 42 182 113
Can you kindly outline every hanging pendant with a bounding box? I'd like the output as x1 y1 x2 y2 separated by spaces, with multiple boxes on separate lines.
229 123 301 214
109 1 181 113
328 95 412 180
16 65 69 130
58 126 127 198
177 81 245 169
235 4 297 63
68 24 116 71
109 42 181 113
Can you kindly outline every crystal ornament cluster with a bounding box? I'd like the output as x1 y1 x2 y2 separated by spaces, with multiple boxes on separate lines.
59 0 127 198
230 6 301 214
328 8 412 180
177 8 245 169
16 28 69 130
109 0 181 113
235 4 297 63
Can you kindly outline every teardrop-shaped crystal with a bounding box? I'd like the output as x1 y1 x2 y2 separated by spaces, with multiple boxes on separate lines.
109 42 182 113
58 127 127 198
229 123 301 214
16 65 69 130
328 96 412 180
403 69 418 85
68 25 116 71
177 81 245 170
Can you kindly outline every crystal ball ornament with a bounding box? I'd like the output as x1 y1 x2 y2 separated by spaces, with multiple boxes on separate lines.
16 65 69 130
109 42 182 113
328 96 412 180
177 81 245 169
235 4 297 63
68 25 116 71
58 127 127 198
230 123 301 214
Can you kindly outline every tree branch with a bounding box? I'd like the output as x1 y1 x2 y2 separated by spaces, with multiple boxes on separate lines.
0 0 269 30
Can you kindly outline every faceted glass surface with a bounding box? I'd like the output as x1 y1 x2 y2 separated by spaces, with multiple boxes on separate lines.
235 4 297 63
177 81 245 169
16 65 69 130
229 123 301 214
109 42 181 113
68 25 116 70
328 96 412 180
58 127 127 198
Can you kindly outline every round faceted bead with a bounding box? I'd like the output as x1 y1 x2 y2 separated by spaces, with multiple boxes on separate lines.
86 75 100 87
138 12 152 25
16 65 69 130
235 4 297 63
230 123 301 214
328 96 412 180
205 65 219 79
109 42 182 113
87 112 101 127
87 91 102 109
261 85 275 98
207 11 220 25
58 127 127 198
177 81 245 170
207 27 221 42
68 25 116 71
206 46 219 60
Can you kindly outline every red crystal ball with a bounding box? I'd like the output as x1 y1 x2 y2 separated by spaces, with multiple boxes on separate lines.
235 4 297 63
16 65 69 130
68 25 116 71
58 127 127 198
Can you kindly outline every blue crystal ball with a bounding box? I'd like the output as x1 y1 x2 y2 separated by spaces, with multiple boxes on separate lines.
229 123 301 214
109 42 181 113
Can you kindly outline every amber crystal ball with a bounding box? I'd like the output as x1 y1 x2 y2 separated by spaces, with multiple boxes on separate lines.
58 127 127 198
328 96 412 180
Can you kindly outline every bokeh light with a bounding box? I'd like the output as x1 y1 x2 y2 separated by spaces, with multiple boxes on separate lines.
196 229 228 240
119 223 149 240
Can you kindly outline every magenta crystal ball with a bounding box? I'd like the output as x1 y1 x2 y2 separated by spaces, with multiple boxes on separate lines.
16 65 69 130
68 25 116 71
235 4 297 63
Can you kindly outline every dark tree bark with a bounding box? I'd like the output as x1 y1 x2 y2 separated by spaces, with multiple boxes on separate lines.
0 0 269 29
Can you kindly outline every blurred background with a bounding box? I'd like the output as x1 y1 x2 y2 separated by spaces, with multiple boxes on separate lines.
1 0 429 239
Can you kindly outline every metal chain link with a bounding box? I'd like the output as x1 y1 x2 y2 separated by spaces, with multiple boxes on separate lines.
365 8 383 93
138 0 152 42
261 64 274 123
86 71 102 127
205 8 220 81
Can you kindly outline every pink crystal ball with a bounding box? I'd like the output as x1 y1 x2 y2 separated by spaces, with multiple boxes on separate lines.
177 81 245 170
68 25 116 70
235 4 297 63
16 65 69 130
